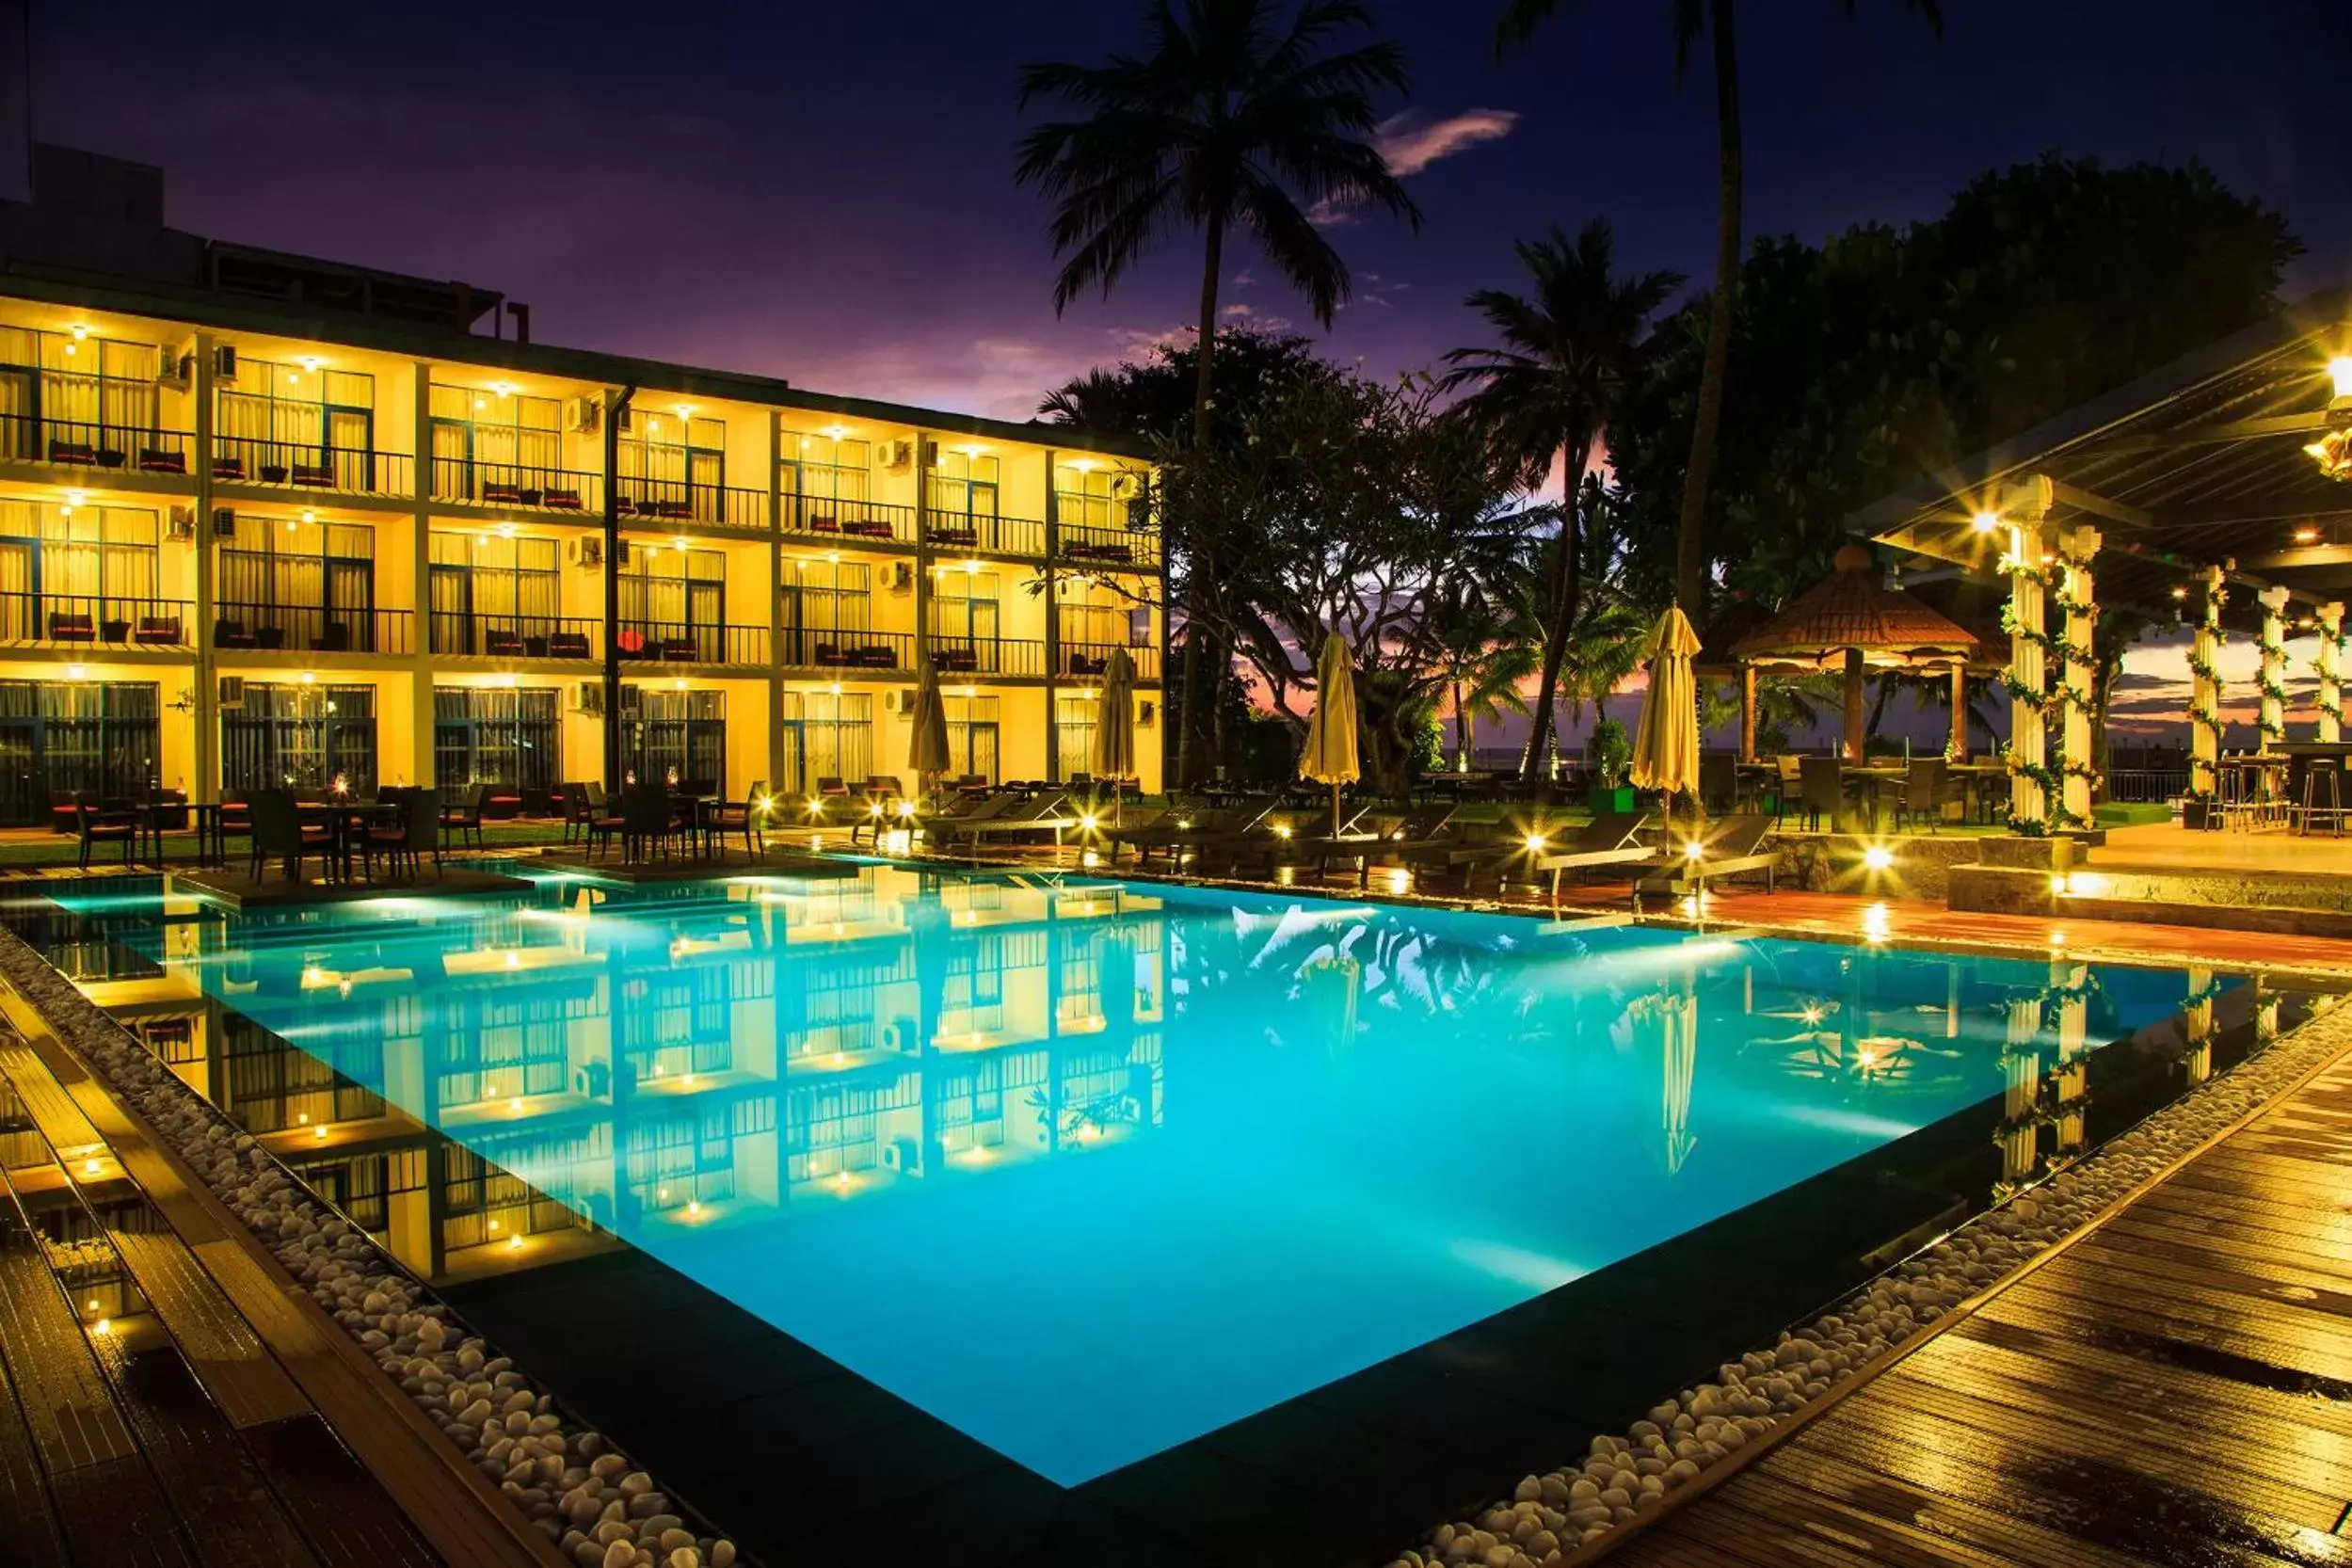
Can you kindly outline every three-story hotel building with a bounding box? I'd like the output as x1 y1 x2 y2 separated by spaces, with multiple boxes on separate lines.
0 147 1162 820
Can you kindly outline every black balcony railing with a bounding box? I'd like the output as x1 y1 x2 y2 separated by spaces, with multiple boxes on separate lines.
430 612 600 661
1058 520 1160 569
0 593 195 648
0 415 195 475
616 620 771 665
929 634 1045 678
430 457 604 517
1060 640 1160 680
214 438 413 500
778 628 913 672
926 512 1045 558
616 478 767 531
213 602 413 656
781 495 914 545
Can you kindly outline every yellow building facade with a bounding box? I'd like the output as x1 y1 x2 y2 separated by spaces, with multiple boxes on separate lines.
0 158 1161 820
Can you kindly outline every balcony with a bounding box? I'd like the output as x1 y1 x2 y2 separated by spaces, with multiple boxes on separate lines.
1057 520 1160 570
616 477 767 532
929 635 1045 678
616 620 771 666
926 512 1045 559
0 415 195 477
430 612 600 661
1060 640 1160 680
213 602 414 656
213 438 414 501
0 593 195 649
430 456 603 517
781 495 914 546
778 628 912 673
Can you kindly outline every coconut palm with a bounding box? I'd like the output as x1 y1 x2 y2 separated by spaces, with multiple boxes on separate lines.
1426 578 1536 770
1496 0 1944 611
1440 221 1679 781
1017 0 1418 784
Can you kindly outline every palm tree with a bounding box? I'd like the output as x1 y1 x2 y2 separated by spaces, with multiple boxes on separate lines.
1426 578 1535 770
1440 222 1679 781
1496 0 1944 612
1018 0 1418 784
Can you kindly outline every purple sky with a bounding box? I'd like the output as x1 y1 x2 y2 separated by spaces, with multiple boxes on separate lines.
14 1 2344 425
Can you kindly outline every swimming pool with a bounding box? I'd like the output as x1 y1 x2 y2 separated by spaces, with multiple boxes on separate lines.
48 865 2209 1485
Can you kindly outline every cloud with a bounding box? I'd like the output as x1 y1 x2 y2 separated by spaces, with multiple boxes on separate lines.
1231 270 1256 288
1308 106 1519 227
1222 301 1293 330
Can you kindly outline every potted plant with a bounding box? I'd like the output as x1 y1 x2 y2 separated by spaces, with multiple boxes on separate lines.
2182 792 2219 831
1587 718 1635 813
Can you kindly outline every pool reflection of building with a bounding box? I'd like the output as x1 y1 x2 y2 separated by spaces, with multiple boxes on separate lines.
75 867 1166 1285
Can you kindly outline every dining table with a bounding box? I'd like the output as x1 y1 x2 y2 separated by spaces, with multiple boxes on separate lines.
134 799 226 867
297 798 404 883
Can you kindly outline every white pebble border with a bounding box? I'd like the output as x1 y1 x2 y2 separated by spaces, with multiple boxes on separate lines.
0 929 742 1568
1392 992 2352 1568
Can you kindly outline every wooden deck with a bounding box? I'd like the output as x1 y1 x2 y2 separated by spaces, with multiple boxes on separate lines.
0 983 566 1568
1597 1043 2352 1568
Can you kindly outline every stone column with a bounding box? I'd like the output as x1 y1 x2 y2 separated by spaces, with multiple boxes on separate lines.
2183 965 2213 1088
2318 601 2344 743
1998 994 2042 1194
2059 526 2099 827
2259 584 2289 754
2051 960 2088 1161
2190 567 2224 800
2006 520 2048 828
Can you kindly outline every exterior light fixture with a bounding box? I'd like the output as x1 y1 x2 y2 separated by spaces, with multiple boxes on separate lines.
82 1158 100 1176
65 664 85 680
2296 525 2321 544
1970 510 1999 534
1863 844 1894 872
1522 832 1547 853
70 323 88 340
1080 812 1101 832
1683 840 1704 861
2332 356 2352 400
2049 930 2067 947
2171 584 2188 600
2310 359 2352 480
313 1125 328 1140
298 671 315 684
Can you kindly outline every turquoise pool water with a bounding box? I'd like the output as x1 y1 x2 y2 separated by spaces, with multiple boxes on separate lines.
56 866 2205 1484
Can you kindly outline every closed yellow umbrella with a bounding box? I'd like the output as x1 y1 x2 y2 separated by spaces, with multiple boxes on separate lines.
1091 646 1138 824
907 655 951 796
1301 632 1360 837
1629 603 1703 799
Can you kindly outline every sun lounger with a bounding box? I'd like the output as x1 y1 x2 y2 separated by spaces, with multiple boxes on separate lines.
1531 811 1660 900
1632 813 1780 906
930 791 1077 850
1309 803 1460 884
1105 801 1270 866
1208 804 1376 875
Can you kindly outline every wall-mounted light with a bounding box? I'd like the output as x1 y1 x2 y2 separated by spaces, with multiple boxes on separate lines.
1970 510 2000 534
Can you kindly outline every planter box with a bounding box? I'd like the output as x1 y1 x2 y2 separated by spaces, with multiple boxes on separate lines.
1976 834 2077 872
1588 785 1636 814
2182 799 2221 832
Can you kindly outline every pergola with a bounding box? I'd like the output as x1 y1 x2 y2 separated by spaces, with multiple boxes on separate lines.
1727 544 1983 763
1848 289 2352 831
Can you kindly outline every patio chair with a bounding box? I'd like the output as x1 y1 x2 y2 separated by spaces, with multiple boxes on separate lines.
705 781 769 857
1633 813 1780 907
1798 757 1845 832
619 783 679 864
440 784 489 849
72 793 136 869
1893 758 1949 833
1700 753 1739 815
362 789 441 882
1769 755 1803 821
584 788 628 860
561 783 593 844
248 790 333 884
1530 811 1660 901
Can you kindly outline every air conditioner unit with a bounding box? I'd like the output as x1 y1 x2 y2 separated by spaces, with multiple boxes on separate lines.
213 344 239 386
879 1020 906 1052
216 675 246 712
154 345 189 393
881 687 907 714
1110 472 1144 501
574 680 605 715
566 396 600 435
1138 699 1157 727
876 439 913 472
880 1137 920 1174
166 505 196 541
568 536 603 568
211 506 236 541
887 560 914 593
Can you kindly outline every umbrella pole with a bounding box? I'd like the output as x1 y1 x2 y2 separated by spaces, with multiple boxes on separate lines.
1332 780 1341 839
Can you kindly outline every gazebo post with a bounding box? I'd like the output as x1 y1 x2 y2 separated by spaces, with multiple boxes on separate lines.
1738 663 1757 763
2190 566 2225 801
2319 601 2344 743
2060 525 2100 827
1842 648 1865 761
2258 584 2290 755
1948 663 1968 760
2007 516 2050 829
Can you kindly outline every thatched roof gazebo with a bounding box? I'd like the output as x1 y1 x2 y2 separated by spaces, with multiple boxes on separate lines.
1731 544 1983 760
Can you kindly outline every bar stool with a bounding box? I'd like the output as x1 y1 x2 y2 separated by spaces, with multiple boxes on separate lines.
2301 758 2344 836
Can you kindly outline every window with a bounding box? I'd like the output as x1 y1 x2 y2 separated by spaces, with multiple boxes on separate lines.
1057 696 1098 781
0 327 162 460
776 689 872 792
929 449 1000 526
221 682 377 793
0 500 161 636
929 568 1000 640
946 695 1000 784
1055 463 1128 532
429 532 562 654
217 356 378 486
781 429 870 507
435 686 559 791
617 542 725 659
428 383 566 502
219 521 378 651
0 679 160 825
618 408 726 520
620 685 726 792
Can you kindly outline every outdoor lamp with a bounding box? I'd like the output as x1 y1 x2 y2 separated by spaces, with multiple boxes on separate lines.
2309 358 2352 480
1864 844 1895 872
1683 840 1704 861
1522 832 1547 853
1272 822 1290 840
897 799 917 818
1970 510 1999 534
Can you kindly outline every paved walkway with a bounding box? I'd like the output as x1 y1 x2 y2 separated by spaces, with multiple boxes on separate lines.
1598 1042 2352 1568
0 985 563 1567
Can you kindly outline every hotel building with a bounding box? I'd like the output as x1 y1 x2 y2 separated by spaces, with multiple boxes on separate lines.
0 147 1162 821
